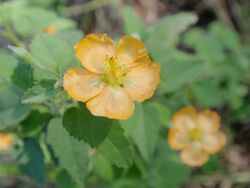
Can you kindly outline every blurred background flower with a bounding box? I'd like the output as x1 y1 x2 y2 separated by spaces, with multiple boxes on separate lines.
0 134 14 151
168 107 226 167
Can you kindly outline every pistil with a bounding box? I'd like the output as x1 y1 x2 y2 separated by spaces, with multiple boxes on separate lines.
102 56 126 87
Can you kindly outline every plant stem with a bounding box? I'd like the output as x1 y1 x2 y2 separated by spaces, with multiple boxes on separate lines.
4 24 21 46
187 84 201 109
65 0 117 16
1 15 23 46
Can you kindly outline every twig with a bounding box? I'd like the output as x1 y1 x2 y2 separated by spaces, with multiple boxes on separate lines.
203 0 235 30
65 0 117 16
191 171 250 185
138 0 158 24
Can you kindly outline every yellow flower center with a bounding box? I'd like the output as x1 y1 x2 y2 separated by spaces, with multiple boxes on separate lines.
102 56 126 87
188 128 203 141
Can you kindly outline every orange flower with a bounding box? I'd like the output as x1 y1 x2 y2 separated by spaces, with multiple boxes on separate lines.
0 134 13 151
63 34 160 120
43 24 56 34
168 107 226 167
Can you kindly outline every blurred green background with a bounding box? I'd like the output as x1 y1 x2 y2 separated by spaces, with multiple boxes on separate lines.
0 0 250 187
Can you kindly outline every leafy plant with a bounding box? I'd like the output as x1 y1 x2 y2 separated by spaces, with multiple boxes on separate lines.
0 0 249 187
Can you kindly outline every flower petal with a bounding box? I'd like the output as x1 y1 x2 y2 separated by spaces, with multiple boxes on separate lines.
86 86 134 120
202 132 226 154
172 107 197 131
75 34 115 74
0 134 13 151
63 68 105 102
198 109 221 133
116 36 149 69
124 63 160 102
180 144 209 167
168 128 190 150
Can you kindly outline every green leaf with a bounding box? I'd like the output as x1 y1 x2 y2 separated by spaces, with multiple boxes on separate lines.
55 30 83 47
0 50 18 83
30 34 76 78
47 118 90 182
112 179 144 188
4 4 76 37
159 58 209 93
201 155 221 174
8 45 59 81
94 154 114 182
52 17 76 31
226 81 247 110
183 28 226 62
0 2 26 23
11 62 33 90
154 159 190 188
55 170 82 188
0 85 30 129
98 122 133 168
183 22 242 63
62 105 112 147
146 12 198 55
153 139 191 188
123 5 146 38
192 81 226 107
21 107 51 137
150 102 171 128
209 22 241 52
151 12 198 42
22 80 57 104
11 7 56 37
121 103 161 162
17 139 45 185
